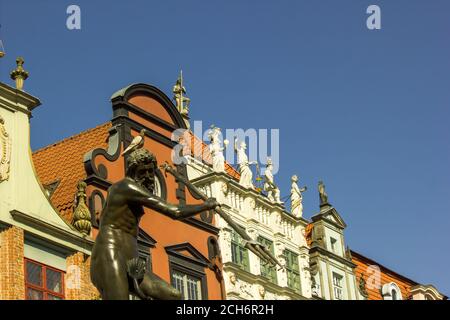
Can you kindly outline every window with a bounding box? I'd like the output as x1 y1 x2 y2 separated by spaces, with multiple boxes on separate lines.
332 272 343 300
258 237 277 284
166 243 209 300
25 259 64 300
284 249 300 291
172 271 202 300
381 282 403 300
392 289 398 300
231 230 249 271
330 237 337 252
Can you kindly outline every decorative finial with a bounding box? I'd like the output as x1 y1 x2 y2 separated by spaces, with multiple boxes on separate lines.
10 57 29 90
72 181 92 235
172 70 190 116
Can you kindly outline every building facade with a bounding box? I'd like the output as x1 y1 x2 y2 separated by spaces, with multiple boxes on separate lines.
32 83 225 300
0 56 446 300
0 63 96 300
187 157 312 300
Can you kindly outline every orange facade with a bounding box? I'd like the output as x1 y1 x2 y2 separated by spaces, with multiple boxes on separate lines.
33 83 224 299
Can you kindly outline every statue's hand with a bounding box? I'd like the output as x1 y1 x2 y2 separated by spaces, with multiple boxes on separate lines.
205 198 220 210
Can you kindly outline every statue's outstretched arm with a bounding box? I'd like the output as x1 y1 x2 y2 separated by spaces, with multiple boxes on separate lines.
128 181 218 220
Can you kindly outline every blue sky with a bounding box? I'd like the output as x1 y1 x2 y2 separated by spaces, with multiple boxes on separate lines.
1 0 449 295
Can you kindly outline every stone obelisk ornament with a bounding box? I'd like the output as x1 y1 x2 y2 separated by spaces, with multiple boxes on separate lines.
90 147 220 300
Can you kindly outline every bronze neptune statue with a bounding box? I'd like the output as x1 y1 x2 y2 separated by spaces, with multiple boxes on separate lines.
90 148 219 300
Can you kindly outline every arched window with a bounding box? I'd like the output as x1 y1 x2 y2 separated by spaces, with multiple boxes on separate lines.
381 282 402 300
392 289 398 300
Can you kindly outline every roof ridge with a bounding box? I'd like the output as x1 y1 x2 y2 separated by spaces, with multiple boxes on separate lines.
32 122 111 154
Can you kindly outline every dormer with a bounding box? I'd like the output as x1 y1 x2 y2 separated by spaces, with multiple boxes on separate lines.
310 206 347 258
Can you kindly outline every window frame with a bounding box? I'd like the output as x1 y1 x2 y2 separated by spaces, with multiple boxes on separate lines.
257 236 277 284
24 258 65 300
230 229 250 271
166 244 209 300
284 249 301 291
171 269 203 300
330 237 337 253
332 272 344 300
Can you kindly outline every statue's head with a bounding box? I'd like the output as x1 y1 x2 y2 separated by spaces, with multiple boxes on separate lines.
240 141 247 149
208 126 221 142
266 158 273 169
291 175 298 182
126 148 157 194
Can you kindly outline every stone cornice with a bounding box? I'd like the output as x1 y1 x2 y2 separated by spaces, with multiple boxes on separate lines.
0 82 41 114
309 245 356 269
10 210 94 254
223 262 307 300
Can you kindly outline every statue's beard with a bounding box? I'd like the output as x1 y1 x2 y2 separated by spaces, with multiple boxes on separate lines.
137 174 155 194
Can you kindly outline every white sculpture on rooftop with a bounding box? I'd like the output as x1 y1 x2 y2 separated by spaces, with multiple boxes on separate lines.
234 138 255 189
290 174 307 218
0 115 11 182
208 126 228 173
264 158 282 204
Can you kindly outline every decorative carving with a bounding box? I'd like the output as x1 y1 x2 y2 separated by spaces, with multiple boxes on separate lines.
239 281 254 298
72 181 92 235
221 182 229 195
274 241 285 259
246 227 258 241
311 276 320 297
218 229 232 262
0 115 11 182
249 198 256 210
227 271 240 293
263 158 282 204
312 225 325 247
234 138 255 189
358 273 369 299
290 175 307 218
208 126 228 173
257 285 266 299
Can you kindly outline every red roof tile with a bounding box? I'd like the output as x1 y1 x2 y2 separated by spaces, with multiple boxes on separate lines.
32 122 111 221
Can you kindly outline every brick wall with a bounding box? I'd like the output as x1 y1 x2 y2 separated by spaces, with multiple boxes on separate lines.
0 226 25 300
65 251 99 300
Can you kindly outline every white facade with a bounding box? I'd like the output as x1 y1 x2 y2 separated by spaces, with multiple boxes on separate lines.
186 156 312 300
0 81 92 266
308 205 362 300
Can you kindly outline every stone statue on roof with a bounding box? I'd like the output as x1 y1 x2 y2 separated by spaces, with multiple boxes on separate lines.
208 125 228 173
234 137 255 189
318 180 329 207
172 70 190 116
264 158 282 204
291 175 307 218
